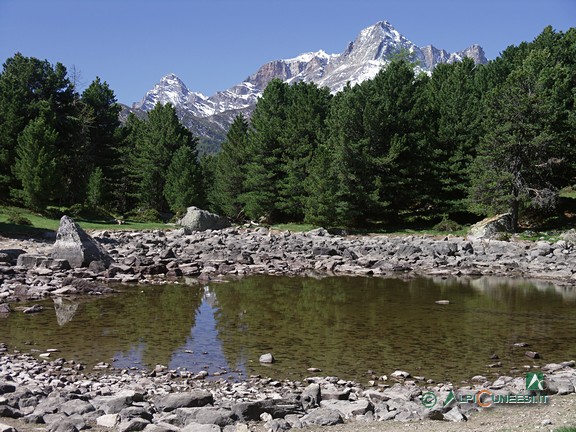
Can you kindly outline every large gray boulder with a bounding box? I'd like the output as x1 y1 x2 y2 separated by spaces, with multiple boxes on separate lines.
176 207 230 231
467 213 513 240
52 216 112 268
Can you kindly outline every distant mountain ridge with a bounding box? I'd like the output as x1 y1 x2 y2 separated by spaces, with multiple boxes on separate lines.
127 20 487 153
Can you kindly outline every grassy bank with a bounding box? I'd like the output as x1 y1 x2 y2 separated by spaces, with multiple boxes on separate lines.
0 206 169 237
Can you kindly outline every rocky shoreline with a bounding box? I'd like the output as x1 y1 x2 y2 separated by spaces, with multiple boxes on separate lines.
0 342 575 432
2 223 576 431
2 225 576 305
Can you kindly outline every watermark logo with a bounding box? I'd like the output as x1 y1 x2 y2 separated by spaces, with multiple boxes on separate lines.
421 391 437 408
443 390 456 408
526 372 545 391
420 373 549 409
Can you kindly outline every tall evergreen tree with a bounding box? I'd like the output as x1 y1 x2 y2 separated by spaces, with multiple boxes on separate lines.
164 143 202 213
469 49 567 230
81 77 121 203
309 83 370 226
116 113 144 214
211 114 249 219
241 79 289 222
426 58 482 216
130 103 193 212
276 82 332 220
12 116 59 211
0 53 77 203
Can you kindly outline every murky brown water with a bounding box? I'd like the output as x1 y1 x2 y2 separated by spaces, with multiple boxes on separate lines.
1 275 575 384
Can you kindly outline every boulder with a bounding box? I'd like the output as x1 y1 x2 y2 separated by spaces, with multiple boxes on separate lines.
52 216 112 268
467 214 513 240
300 408 343 426
154 390 214 412
177 207 230 231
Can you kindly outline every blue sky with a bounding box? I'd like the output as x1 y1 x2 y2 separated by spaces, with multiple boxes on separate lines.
1 0 574 105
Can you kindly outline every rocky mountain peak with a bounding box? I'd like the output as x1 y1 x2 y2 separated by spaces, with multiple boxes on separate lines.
128 20 490 153
133 72 194 111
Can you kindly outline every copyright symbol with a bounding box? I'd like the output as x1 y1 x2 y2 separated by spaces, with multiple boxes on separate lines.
421 391 437 408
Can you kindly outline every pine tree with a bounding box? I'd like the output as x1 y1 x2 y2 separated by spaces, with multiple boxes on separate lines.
311 83 371 226
211 114 249 219
241 79 289 222
426 58 482 216
469 49 566 230
0 53 77 203
276 82 332 221
130 103 193 212
86 167 105 209
81 77 121 204
164 143 202 213
12 117 59 211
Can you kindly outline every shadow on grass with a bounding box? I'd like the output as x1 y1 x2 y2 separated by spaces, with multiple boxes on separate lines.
0 221 55 240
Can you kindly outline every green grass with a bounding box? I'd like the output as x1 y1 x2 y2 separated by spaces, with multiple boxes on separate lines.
0 206 170 237
554 427 576 432
559 186 576 199
516 230 563 242
271 223 319 232
269 221 470 237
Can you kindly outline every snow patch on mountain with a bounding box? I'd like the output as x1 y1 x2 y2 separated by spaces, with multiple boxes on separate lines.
131 20 488 145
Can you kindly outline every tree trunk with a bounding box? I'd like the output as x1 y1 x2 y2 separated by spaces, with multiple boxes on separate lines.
510 199 519 232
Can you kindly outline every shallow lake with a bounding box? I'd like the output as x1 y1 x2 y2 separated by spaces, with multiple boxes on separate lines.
1 275 576 384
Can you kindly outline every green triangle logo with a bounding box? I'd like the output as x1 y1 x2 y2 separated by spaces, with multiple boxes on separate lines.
526 372 545 391
443 390 456 407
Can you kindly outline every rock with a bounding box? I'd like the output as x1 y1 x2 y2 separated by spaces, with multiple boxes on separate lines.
390 370 411 379
16 254 47 268
46 419 80 432
435 300 450 305
117 418 150 432
119 406 153 422
259 353 275 364
443 406 467 422
320 386 350 401
22 304 43 314
300 408 343 426
39 258 71 270
59 399 95 416
142 423 180 432
91 393 134 414
525 351 540 359
175 407 234 427
0 405 21 419
301 383 321 409
381 383 420 401
181 424 221 432
0 424 17 432
319 399 372 418
467 213 513 240
97 413 120 428
265 418 291 432
231 399 301 422
542 418 553 426
545 377 575 395
177 207 231 231
52 216 113 268
0 376 14 390
154 390 214 412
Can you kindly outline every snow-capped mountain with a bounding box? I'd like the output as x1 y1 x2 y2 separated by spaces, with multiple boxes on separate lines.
130 20 487 152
